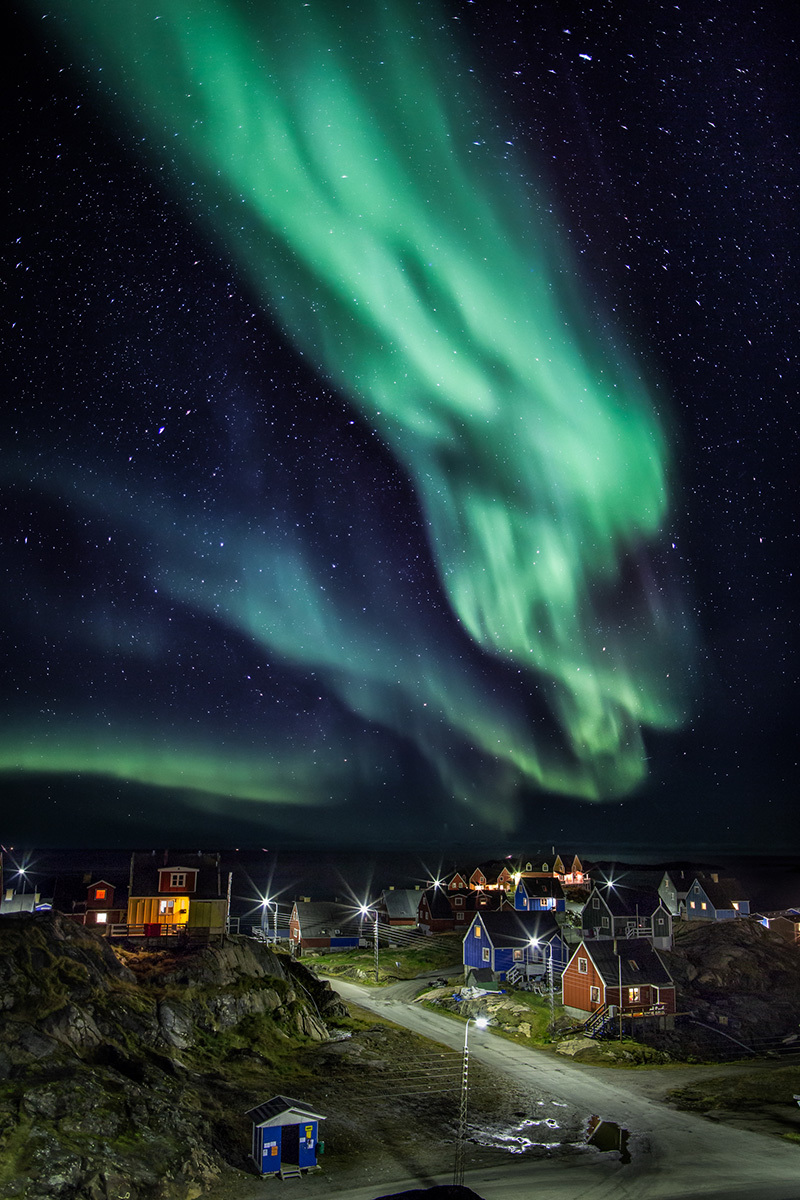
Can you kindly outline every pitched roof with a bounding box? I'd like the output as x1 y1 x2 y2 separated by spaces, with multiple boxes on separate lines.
381 889 421 920
582 939 674 986
246 1095 326 1127
470 910 561 947
292 901 363 937
129 851 224 899
695 878 748 908
518 877 565 900
600 885 665 918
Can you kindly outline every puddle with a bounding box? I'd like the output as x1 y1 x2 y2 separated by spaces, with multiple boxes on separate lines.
586 1116 631 1164
473 1114 564 1155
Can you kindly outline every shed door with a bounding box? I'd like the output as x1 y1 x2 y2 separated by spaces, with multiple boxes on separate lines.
298 1121 317 1167
260 1126 281 1173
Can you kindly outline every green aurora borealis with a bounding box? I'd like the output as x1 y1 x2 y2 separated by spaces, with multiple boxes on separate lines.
6 0 693 826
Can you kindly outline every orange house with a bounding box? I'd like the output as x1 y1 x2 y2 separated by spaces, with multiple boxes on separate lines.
562 939 676 1019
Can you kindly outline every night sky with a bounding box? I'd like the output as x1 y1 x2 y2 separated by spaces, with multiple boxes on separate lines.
3 0 796 854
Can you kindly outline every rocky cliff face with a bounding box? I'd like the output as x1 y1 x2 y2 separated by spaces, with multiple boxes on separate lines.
0 913 347 1200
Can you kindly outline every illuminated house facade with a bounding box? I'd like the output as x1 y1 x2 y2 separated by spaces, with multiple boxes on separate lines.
126 851 228 935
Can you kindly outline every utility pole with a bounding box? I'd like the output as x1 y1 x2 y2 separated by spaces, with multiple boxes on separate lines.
453 1016 487 1187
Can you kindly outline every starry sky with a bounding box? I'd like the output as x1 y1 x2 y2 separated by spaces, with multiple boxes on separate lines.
3 0 796 854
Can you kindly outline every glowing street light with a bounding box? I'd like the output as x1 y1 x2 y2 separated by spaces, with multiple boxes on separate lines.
260 896 278 943
453 1015 488 1187
530 937 556 1030
359 904 380 983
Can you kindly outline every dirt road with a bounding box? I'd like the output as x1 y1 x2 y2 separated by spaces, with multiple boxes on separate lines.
327 977 800 1200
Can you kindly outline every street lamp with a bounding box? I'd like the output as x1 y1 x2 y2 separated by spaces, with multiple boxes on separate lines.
359 905 380 983
453 1015 488 1187
530 937 555 1030
261 897 278 944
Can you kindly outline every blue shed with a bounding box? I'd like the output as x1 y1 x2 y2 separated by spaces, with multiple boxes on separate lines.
247 1095 326 1178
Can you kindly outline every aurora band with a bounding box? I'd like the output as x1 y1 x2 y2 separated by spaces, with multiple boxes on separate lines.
27 0 690 802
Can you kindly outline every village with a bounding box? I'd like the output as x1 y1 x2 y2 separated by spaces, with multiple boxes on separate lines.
3 848 799 1040
1 847 800 1197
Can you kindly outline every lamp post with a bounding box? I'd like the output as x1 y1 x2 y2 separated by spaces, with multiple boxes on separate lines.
261 897 278 944
530 937 555 1030
359 905 379 983
453 1015 488 1187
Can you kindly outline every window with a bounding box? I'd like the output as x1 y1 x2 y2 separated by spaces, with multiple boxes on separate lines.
578 957 588 974
95 912 107 924
159 900 175 915
456 912 464 921
454 896 464 906
95 888 106 900
689 900 696 909
474 926 481 937
513 949 523 961
590 986 600 1004
627 987 641 1004
170 873 186 888
601 916 609 928
592 896 600 908
732 901 739 910
482 948 490 962
701 902 707 910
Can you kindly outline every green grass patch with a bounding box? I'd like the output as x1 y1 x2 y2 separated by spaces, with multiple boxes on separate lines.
668 1064 800 1111
302 933 463 983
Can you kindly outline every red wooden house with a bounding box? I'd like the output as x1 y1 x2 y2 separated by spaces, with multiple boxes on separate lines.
562 938 676 1020
83 880 127 928
418 885 508 933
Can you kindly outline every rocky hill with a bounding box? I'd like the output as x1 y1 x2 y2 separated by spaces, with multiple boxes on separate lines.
0 913 346 1200
660 918 800 1050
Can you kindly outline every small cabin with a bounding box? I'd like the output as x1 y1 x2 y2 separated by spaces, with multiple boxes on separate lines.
247 1096 325 1178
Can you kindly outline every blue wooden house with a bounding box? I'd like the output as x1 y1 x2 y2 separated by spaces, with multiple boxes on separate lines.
463 911 568 982
513 877 566 913
247 1096 325 1178
685 877 750 920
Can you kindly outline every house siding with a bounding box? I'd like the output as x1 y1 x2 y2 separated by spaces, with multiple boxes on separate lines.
563 952 605 1013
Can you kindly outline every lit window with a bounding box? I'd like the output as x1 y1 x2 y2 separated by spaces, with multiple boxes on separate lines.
732 901 739 910
689 900 696 909
159 900 175 914
474 926 481 937
95 888 106 900
513 949 523 960
95 912 107 924
578 957 588 974
701 902 707 910
627 987 640 1004
482 948 491 962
